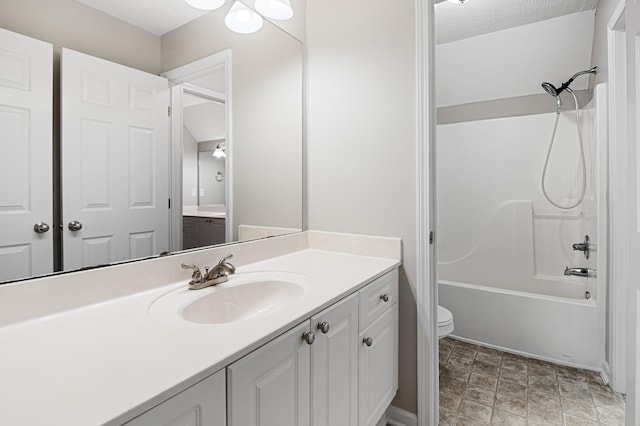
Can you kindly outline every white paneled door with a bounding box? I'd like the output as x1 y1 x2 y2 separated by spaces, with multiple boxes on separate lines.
626 0 640 423
0 28 53 282
61 49 170 270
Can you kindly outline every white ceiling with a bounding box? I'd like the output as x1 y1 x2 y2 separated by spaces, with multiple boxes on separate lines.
436 10 596 107
75 0 214 35
183 100 226 142
436 0 599 44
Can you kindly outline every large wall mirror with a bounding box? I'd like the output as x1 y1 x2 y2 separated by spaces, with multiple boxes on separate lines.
0 0 304 284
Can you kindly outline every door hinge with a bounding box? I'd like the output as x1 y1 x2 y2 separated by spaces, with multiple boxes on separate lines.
168 106 171 117
168 198 171 209
429 231 434 245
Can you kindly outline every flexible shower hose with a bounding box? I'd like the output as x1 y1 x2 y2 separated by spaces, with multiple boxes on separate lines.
541 89 587 209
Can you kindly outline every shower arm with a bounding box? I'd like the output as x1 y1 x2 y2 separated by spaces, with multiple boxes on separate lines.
557 67 598 96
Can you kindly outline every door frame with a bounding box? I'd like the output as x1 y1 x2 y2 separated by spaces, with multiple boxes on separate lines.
606 0 628 393
162 49 233 252
416 1 438 425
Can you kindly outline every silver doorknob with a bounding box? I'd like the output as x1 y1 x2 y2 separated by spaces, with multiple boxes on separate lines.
363 337 373 347
317 321 330 334
68 220 83 231
302 331 315 345
380 294 390 302
33 222 50 234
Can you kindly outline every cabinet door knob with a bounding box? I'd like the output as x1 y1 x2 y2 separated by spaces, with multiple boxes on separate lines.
302 331 315 345
33 222 50 234
380 293 390 302
317 321 330 334
363 337 373 347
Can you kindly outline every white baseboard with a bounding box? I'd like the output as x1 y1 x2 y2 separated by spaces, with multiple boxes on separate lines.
601 360 611 386
386 405 417 426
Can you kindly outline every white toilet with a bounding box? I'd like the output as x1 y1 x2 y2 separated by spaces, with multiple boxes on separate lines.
438 305 454 339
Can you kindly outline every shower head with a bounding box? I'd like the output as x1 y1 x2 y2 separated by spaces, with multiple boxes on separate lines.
541 66 597 111
541 82 559 97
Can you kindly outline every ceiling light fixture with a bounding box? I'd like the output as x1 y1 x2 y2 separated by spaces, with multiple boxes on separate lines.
254 0 294 20
184 0 226 11
213 143 227 158
447 0 467 3
225 1 264 34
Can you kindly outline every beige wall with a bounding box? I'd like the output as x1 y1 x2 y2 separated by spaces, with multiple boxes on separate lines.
0 0 161 74
306 0 418 414
162 6 303 240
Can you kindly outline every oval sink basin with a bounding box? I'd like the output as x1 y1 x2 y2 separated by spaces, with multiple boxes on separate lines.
149 272 314 325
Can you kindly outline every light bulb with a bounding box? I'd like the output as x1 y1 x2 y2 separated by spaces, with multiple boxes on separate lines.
225 1 264 34
255 0 293 20
184 0 226 11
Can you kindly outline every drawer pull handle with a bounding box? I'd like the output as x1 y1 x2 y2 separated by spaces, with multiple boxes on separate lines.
380 294 390 303
317 321 330 334
302 331 315 345
363 337 373 347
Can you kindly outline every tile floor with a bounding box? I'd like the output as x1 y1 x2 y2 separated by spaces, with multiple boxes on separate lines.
439 337 626 425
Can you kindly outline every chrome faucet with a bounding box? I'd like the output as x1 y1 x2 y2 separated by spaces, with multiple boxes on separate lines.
181 254 236 290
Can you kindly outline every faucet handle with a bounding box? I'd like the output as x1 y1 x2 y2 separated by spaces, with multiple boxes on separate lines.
218 254 236 274
181 263 203 282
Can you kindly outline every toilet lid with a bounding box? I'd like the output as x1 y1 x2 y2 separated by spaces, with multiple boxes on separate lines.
438 306 453 325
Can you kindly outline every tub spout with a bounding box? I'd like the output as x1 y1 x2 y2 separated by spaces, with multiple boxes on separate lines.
564 267 596 278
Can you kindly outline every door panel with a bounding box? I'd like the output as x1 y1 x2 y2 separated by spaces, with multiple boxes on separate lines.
627 0 640 423
61 48 170 270
0 28 53 282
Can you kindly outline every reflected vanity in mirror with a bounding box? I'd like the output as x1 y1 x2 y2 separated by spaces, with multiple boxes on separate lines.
0 0 303 284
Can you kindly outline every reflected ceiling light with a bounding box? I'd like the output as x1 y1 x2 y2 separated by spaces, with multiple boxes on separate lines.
213 143 227 158
255 0 293 20
184 0 225 10
225 1 264 34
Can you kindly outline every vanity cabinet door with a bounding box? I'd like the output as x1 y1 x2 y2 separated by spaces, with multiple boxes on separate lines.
311 293 359 426
358 304 398 426
124 369 225 426
183 216 196 249
227 321 311 426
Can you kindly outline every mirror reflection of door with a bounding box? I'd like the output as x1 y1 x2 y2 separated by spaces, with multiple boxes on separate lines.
180 84 227 251
61 49 171 271
0 28 53 282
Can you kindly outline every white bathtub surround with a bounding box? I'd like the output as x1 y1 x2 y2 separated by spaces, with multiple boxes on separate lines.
0 231 400 425
437 84 608 370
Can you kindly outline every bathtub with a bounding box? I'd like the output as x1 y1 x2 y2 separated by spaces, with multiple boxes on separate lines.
439 279 603 370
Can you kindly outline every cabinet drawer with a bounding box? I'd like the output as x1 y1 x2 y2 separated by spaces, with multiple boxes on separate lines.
358 269 398 330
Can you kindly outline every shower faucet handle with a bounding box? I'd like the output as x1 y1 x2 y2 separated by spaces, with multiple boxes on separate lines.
572 235 591 260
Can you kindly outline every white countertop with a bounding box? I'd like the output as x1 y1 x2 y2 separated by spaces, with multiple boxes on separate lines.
0 236 400 426
182 205 226 219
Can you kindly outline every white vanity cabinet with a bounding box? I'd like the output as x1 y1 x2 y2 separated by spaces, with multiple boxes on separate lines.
311 293 359 426
358 270 399 426
227 270 398 426
124 369 226 426
226 296 359 426
227 321 312 426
